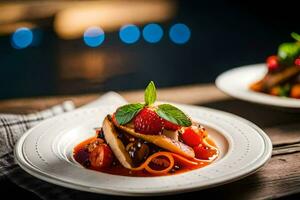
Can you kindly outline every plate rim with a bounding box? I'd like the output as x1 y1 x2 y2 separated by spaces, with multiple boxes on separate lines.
215 63 300 108
14 104 272 196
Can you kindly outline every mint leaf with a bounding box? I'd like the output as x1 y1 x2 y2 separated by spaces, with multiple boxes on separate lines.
278 42 300 62
115 103 144 125
157 104 192 127
144 81 156 106
291 32 300 42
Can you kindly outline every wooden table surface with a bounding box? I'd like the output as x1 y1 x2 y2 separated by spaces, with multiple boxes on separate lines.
1 84 299 200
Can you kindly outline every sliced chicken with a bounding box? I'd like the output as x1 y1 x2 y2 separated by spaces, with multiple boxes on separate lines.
114 123 195 158
250 65 300 92
162 129 178 141
102 116 133 169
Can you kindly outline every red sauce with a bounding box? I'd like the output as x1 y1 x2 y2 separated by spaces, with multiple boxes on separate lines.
74 136 218 177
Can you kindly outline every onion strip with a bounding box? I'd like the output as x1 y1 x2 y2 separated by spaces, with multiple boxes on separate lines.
171 153 205 166
130 151 209 175
131 152 174 174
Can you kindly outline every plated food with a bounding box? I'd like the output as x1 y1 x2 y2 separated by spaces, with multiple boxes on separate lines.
74 82 218 176
250 32 300 99
15 95 271 195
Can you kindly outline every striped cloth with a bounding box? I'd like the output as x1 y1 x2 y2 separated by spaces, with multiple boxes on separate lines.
0 92 127 200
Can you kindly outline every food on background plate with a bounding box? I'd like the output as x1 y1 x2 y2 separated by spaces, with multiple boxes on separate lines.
250 32 300 99
74 81 218 176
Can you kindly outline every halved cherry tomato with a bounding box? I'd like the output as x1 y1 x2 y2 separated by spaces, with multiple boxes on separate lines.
193 144 217 160
89 144 113 169
181 127 202 147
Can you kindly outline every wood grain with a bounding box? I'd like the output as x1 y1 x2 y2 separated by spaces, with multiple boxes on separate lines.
0 84 299 199
78 153 300 200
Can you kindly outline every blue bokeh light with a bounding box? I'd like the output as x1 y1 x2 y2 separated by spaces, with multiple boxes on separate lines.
169 23 191 44
11 27 33 49
83 26 105 47
143 23 163 43
119 24 140 44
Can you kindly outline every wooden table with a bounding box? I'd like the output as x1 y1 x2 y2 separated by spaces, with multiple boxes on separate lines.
1 84 299 200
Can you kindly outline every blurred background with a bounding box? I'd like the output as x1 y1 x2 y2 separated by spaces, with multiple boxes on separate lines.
0 0 299 100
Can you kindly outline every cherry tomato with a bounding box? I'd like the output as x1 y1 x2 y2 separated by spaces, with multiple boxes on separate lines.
193 144 217 160
89 144 113 169
266 55 279 71
181 127 202 147
295 57 300 67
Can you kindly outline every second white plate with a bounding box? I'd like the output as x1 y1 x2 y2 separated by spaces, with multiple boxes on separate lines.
216 63 300 108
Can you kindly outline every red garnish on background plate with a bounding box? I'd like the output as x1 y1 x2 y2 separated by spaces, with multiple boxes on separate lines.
266 55 279 71
295 57 300 67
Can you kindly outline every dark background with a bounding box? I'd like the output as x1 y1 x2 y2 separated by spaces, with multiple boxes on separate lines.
0 0 299 100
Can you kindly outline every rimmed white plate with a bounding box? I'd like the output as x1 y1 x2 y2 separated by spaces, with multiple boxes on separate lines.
216 63 300 108
15 103 272 196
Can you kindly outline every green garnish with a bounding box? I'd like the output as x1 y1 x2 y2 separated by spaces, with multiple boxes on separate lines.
157 104 192 126
278 43 300 62
278 84 291 97
291 32 300 42
115 103 144 125
277 32 300 64
115 81 192 127
144 81 156 106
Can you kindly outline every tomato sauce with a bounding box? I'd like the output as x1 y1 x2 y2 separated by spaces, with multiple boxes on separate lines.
74 136 218 177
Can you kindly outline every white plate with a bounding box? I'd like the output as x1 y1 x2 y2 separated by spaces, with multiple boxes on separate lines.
216 63 300 108
15 104 272 196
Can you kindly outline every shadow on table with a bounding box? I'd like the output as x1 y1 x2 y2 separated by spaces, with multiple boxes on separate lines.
74 173 300 200
198 99 300 128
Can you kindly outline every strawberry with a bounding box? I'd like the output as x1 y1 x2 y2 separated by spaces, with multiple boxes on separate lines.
162 119 180 130
134 108 163 135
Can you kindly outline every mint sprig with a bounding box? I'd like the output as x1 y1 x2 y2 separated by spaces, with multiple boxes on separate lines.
144 81 156 106
277 32 300 64
115 103 144 125
115 81 192 127
291 32 300 42
156 104 192 127
278 43 300 62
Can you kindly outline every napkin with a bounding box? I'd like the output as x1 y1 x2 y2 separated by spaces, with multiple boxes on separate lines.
0 92 127 200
